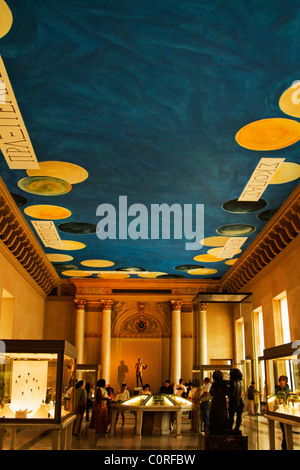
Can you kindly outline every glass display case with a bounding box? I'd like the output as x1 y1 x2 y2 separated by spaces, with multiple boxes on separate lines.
76 363 101 398
110 393 192 437
264 341 300 423
0 340 76 423
120 393 191 409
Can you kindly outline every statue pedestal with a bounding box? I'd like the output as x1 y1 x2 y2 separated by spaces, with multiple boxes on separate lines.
199 432 248 450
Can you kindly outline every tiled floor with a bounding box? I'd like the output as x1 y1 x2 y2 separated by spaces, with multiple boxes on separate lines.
1 412 299 451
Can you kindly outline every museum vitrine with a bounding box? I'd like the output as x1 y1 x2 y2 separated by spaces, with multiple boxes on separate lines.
264 341 300 423
195 364 232 385
116 393 192 436
0 340 77 423
120 393 191 409
76 364 101 397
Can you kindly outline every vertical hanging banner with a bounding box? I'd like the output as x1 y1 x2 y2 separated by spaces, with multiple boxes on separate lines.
238 157 285 201
217 237 248 259
0 56 40 169
31 221 63 249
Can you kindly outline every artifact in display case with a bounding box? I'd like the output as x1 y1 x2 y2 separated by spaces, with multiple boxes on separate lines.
264 341 300 423
0 340 76 423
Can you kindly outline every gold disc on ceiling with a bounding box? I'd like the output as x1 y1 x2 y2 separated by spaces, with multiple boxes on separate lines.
236 118 300 150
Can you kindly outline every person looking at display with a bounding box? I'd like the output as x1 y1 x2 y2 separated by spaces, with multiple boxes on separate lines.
85 382 92 422
275 375 290 450
140 384 151 395
72 380 87 436
176 378 188 397
200 377 212 432
113 382 130 429
89 379 110 435
159 379 173 394
188 381 200 433
247 381 259 416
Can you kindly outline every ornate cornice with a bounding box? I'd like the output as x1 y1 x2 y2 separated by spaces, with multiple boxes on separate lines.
0 177 59 295
221 184 300 292
71 277 221 302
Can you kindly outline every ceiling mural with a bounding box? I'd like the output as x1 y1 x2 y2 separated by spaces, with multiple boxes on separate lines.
0 0 299 281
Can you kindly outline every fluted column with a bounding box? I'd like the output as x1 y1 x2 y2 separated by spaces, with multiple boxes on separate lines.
101 299 113 384
74 299 86 364
199 302 208 365
170 300 182 384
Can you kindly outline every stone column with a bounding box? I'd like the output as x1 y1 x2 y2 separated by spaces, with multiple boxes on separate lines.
199 302 208 366
101 299 113 384
74 299 86 364
170 300 183 385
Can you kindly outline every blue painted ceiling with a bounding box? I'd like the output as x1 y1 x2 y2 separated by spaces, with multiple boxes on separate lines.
0 0 299 280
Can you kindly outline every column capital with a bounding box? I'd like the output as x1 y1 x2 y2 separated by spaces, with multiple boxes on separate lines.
101 299 114 310
170 300 183 311
200 302 208 312
74 299 86 310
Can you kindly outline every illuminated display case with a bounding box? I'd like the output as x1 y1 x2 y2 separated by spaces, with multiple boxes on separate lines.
121 393 191 409
264 341 300 423
110 393 191 437
0 340 76 423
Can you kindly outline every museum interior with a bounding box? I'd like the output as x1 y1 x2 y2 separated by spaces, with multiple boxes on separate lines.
0 0 300 452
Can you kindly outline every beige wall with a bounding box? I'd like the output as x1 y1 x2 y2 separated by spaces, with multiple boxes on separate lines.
240 235 300 349
110 337 165 394
0 250 45 339
43 297 75 344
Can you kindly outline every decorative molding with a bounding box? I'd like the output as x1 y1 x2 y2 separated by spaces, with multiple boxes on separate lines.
75 286 112 296
221 184 300 292
172 288 199 295
0 177 59 295
111 301 170 337
71 278 221 302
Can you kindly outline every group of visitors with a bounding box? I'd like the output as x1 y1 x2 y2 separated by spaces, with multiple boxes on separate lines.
166 372 260 435
72 379 131 436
